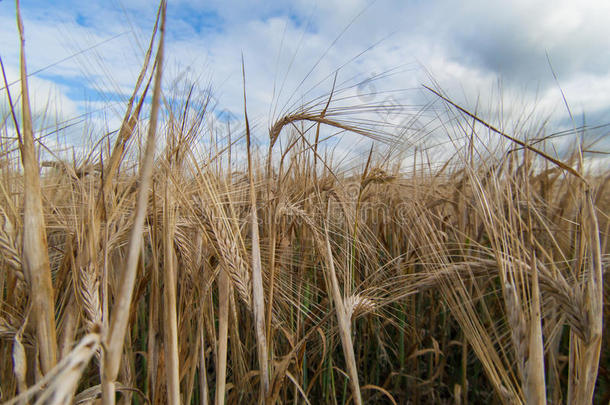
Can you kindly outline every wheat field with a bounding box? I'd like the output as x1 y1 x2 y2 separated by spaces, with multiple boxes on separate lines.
0 2 608 404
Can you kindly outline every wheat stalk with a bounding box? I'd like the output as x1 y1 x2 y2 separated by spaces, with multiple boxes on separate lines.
161 166 181 404
242 59 270 401
14 0 58 374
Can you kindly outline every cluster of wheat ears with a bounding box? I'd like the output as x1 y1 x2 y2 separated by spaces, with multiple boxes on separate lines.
0 1 608 404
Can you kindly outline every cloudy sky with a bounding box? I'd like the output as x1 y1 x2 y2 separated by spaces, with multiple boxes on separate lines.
1 0 608 162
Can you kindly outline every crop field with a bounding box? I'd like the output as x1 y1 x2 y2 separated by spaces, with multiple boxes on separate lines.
0 1 608 404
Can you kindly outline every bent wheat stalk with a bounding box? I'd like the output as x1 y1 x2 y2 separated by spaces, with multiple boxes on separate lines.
567 189 604 404
427 87 604 404
4 326 101 405
322 216 362 405
101 2 166 404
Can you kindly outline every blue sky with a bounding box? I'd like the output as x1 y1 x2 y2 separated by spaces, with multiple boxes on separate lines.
1 0 609 161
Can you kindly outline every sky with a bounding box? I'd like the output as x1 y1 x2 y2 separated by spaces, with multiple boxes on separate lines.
0 0 609 166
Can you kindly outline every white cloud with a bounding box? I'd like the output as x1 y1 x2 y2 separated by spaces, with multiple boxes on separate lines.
0 0 607 162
